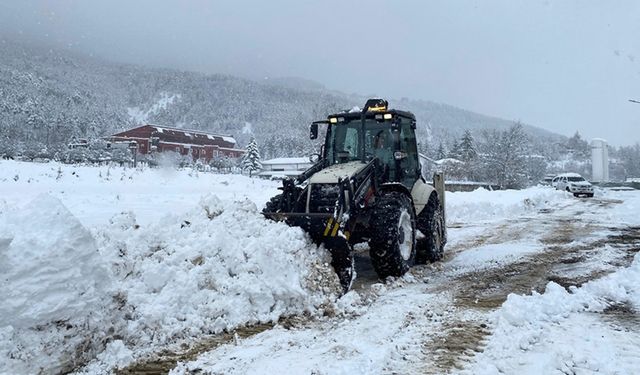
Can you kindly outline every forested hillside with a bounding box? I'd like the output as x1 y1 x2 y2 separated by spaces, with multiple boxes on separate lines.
0 40 564 160
10 40 640 184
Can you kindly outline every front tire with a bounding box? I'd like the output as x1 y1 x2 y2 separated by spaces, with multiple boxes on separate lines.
369 192 416 279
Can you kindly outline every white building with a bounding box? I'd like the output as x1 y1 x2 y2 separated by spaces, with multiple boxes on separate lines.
591 138 609 182
258 157 312 179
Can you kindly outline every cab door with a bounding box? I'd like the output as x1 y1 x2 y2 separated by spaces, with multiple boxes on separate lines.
397 121 420 188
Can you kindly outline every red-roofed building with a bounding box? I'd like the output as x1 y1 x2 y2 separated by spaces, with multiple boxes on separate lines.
106 124 244 161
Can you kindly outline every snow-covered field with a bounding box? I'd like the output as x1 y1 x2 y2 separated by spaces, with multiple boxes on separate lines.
1 160 639 374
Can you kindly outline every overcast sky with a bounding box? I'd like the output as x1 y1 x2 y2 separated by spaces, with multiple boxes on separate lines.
1 0 639 145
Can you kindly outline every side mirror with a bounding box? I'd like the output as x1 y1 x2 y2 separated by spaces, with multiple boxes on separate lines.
310 123 318 140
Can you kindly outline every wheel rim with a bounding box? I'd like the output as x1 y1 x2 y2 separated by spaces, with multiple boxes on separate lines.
398 210 412 260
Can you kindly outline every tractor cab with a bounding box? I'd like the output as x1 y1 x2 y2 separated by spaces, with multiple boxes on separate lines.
311 99 421 190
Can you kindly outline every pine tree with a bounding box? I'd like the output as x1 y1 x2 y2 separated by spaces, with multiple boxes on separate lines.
435 142 447 160
459 130 477 162
242 138 262 177
455 130 478 181
448 139 461 159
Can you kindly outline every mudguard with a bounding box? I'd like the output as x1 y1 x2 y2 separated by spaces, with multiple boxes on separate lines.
411 178 436 215
411 172 446 217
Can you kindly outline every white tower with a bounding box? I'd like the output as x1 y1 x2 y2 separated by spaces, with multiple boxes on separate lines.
591 138 609 182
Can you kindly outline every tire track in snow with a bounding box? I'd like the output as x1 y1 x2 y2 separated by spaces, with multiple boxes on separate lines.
415 198 640 374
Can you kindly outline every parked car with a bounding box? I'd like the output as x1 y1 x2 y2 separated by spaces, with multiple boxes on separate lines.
554 173 594 197
540 174 556 186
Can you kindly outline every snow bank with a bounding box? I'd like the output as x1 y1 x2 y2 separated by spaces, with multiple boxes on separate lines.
94 194 340 352
465 252 640 374
446 186 567 224
0 195 111 374
0 193 340 373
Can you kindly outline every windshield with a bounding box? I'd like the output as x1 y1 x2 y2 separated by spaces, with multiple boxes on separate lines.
568 176 585 182
325 119 395 165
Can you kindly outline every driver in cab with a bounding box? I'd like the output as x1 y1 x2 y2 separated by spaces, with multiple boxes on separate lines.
373 130 393 179
373 130 392 163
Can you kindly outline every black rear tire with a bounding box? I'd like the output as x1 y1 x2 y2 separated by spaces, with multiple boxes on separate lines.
415 196 446 264
368 192 416 279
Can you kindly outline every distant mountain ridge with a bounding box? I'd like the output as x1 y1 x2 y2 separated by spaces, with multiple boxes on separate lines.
0 40 565 159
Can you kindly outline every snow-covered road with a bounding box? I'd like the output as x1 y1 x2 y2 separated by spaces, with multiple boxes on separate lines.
169 194 640 375
1 161 639 374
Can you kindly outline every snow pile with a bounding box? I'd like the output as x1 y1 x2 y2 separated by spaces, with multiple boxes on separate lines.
465 252 640 374
446 186 567 224
0 195 111 374
0 193 340 373
97 194 339 344
83 193 340 372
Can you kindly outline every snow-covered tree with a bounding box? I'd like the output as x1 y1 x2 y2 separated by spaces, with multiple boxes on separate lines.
454 130 479 181
459 130 477 162
617 143 640 179
447 139 462 160
478 122 530 189
566 131 590 159
435 142 447 160
242 138 262 177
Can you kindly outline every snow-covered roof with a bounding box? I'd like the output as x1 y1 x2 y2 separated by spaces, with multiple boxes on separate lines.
262 157 311 165
148 124 236 143
555 172 583 178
